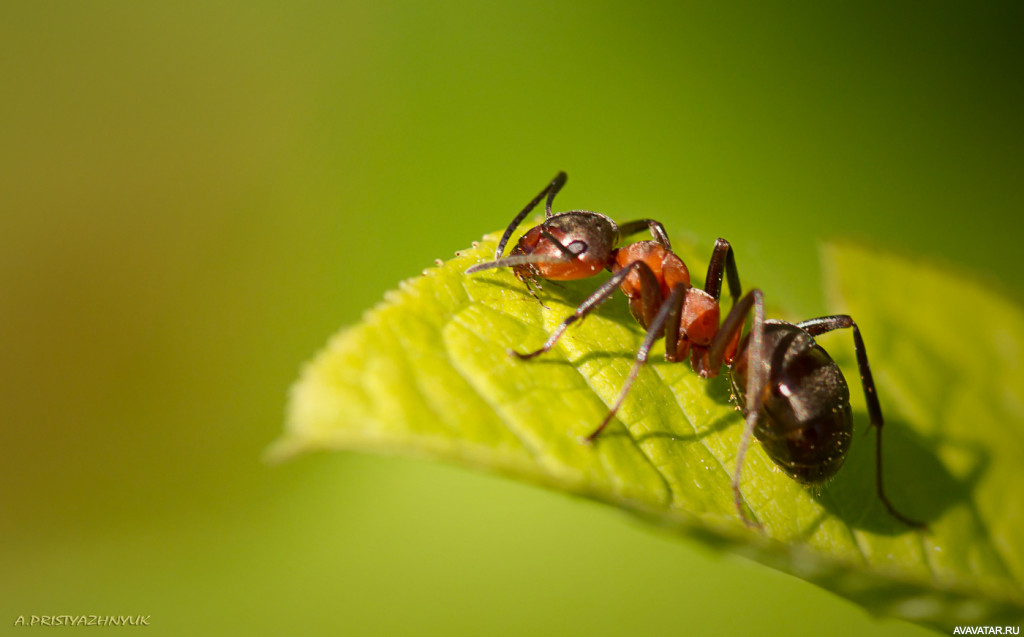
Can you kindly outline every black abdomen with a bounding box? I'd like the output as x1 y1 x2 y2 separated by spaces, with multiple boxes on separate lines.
731 321 853 484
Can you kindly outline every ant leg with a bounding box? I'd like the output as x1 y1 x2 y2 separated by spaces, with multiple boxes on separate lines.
616 219 672 250
702 288 759 375
584 283 688 442
663 282 689 364
494 172 567 260
700 289 766 527
797 315 925 529
520 277 549 309
512 260 658 360
704 238 742 306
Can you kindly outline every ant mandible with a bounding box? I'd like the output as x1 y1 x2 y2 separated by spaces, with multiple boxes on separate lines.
466 172 923 530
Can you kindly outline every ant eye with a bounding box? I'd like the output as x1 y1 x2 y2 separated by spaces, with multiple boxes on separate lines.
567 240 587 255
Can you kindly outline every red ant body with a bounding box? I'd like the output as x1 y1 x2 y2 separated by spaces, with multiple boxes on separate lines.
467 173 922 529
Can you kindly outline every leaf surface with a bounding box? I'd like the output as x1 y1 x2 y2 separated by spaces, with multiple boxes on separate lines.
274 231 1024 631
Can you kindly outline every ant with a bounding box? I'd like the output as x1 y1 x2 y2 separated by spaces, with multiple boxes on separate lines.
466 172 923 530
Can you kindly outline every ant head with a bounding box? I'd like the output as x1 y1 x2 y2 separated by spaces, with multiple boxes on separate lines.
510 211 619 281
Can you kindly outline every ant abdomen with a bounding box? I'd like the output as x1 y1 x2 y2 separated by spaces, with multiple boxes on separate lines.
731 320 854 484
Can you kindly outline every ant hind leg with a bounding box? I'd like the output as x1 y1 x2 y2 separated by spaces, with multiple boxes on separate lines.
704 289 766 529
797 315 925 529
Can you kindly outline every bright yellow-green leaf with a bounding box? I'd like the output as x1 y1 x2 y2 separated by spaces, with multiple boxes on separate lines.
272 231 1024 631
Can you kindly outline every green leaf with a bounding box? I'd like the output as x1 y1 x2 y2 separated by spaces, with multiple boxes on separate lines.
272 230 1024 631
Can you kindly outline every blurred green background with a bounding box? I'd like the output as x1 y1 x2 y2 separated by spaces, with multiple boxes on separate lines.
2 2 1022 635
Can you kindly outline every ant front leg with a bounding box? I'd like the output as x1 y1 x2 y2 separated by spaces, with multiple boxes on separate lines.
512 260 660 360
797 315 925 529
616 219 672 250
584 282 689 442
704 289 766 528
